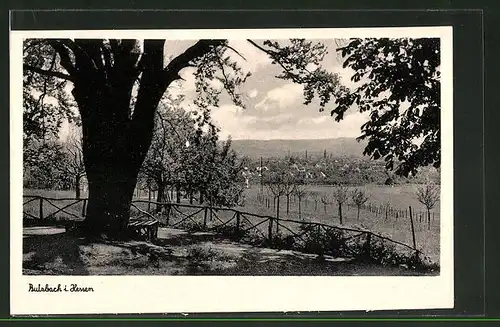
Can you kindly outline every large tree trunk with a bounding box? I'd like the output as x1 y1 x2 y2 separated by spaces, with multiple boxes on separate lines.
61 38 219 240
84 168 138 239
78 96 155 240
338 203 343 225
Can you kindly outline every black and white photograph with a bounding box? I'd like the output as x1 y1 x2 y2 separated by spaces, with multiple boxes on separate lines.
11 27 453 314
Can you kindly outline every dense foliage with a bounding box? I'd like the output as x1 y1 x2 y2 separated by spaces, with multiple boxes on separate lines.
140 95 245 208
334 38 441 177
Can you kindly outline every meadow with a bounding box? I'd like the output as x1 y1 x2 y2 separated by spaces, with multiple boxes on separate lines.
234 184 440 263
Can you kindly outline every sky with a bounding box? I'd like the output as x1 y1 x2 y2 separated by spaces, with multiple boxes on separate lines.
164 39 368 141
58 39 368 141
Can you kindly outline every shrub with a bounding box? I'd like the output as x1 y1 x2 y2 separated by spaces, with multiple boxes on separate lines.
265 232 296 250
297 224 345 257
210 224 249 241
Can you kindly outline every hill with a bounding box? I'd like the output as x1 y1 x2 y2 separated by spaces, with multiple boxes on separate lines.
230 137 368 159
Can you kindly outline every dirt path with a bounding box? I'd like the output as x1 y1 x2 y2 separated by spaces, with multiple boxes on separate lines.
22 227 437 276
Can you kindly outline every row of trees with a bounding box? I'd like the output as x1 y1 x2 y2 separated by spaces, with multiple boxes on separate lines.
23 126 85 196
262 173 439 230
139 95 246 210
263 176 370 226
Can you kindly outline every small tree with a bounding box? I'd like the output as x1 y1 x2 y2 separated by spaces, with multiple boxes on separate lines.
351 188 370 220
332 184 349 224
265 171 288 233
416 183 440 230
283 173 296 215
383 201 391 220
61 125 86 199
293 183 309 220
320 194 333 214
309 191 320 212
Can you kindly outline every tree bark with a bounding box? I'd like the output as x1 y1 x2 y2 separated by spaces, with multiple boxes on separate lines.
427 209 431 230
78 92 152 240
84 168 138 239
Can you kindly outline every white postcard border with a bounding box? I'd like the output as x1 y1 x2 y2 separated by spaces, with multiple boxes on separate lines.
10 27 454 315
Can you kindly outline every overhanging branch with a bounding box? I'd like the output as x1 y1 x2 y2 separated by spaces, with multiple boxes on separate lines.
162 39 226 82
247 39 308 84
23 64 74 81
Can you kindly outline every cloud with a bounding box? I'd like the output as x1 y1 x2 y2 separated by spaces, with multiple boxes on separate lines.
227 40 272 74
255 83 303 112
248 89 258 98
295 112 369 139
211 104 244 139
162 39 373 141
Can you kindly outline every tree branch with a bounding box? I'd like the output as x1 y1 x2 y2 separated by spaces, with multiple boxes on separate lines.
162 39 226 82
247 39 308 84
224 44 247 61
48 40 78 78
23 64 74 81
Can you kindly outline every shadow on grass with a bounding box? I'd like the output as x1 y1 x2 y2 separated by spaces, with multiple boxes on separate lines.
154 231 217 247
179 244 439 276
22 227 439 276
23 231 90 275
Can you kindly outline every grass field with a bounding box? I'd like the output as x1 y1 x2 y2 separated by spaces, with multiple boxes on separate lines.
235 184 440 263
23 184 441 263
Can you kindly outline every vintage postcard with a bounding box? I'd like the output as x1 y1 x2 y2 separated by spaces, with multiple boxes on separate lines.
11 27 453 315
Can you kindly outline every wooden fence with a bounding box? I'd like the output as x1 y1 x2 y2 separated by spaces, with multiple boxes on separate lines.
22 195 427 261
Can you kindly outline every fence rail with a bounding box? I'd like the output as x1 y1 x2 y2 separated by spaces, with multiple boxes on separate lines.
22 195 427 261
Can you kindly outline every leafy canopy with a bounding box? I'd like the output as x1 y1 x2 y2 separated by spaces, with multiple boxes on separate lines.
334 38 440 177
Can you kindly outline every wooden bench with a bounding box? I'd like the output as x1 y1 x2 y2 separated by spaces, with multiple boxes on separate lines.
64 217 159 242
128 218 159 242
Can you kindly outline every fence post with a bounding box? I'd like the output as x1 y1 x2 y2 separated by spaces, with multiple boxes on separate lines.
203 207 208 228
268 218 273 241
364 233 372 259
236 211 241 233
409 206 417 250
39 198 44 220
165 204 171 226
81 199 87 218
